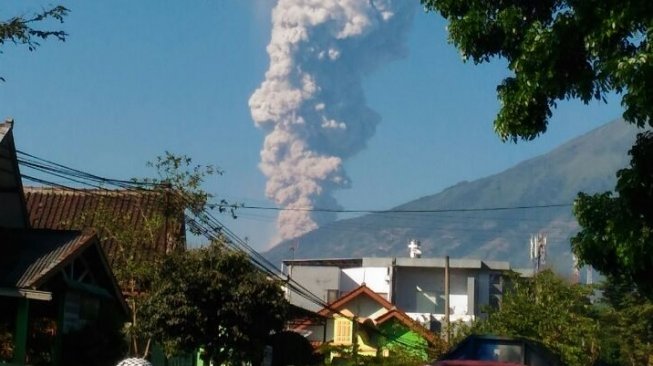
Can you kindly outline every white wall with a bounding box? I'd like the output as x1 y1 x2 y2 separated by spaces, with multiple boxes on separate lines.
288 266 341 311
394 267 471 314
341 267 390 297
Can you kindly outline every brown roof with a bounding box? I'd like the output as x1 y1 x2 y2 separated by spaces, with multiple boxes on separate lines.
0 228 95 288
317 284 396 317
0 228 129 315
316 284 443 348
23 187 186 266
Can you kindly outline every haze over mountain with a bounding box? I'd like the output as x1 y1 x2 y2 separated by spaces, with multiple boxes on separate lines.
263 119 641 272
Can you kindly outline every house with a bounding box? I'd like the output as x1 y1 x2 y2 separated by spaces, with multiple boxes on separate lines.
23 185 186 269
282 253 511 331
296 284 445 362
0 120 128 365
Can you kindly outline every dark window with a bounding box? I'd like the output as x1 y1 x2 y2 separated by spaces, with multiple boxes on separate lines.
489 294 501 309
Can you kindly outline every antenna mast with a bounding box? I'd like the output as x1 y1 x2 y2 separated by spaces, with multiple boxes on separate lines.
529 233 547 275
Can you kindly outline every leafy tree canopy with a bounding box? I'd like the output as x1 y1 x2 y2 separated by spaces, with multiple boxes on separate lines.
573 131 653 296
421 0 653 297
421 0 653 141
1 6 68 80
84 152 219 358
472 271 599 366
141 243 288 366
593 276 653 366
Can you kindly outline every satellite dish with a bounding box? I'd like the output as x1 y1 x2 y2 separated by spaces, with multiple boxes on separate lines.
116 358 153 366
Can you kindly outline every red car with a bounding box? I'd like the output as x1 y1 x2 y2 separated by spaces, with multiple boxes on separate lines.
433 335 563 366
437 362 524 366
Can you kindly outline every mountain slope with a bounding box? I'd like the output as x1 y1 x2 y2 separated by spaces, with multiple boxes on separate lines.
263 119 640 271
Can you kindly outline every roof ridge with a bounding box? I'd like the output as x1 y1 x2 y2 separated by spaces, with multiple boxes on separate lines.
23 186 156 195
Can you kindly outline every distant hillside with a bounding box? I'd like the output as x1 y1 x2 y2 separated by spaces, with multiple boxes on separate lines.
263 119 641 272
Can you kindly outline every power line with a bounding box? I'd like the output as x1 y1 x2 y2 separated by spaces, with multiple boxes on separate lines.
239 203 572 214
15 151 444 353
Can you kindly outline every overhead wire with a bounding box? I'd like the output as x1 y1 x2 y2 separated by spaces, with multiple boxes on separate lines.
238 202 572 214
15 151 331 305
17 150 569 352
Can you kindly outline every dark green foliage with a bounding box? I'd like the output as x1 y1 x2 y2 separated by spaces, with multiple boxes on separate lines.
421 0 653 300
0 6 68 81
86 152 220 357
0 321 11 362
142 152 219 220
141 151 239 223
421 0 653 141
0 5 68 50
61 303 127 366
268 331 321 366
573 132 653 297
593 277 653 365
472 271 599 366
141 243 288 366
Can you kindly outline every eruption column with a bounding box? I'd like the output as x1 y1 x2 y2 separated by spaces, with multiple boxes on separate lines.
249 0 415 242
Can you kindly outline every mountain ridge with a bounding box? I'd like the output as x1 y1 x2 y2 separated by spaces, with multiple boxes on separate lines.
263 119 641 272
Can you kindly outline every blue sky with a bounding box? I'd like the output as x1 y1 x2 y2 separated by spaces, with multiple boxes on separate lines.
1 1 623 251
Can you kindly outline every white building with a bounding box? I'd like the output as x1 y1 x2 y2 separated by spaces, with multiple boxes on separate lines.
282 256 510 330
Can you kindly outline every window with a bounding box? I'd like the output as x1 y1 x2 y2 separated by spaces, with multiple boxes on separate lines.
334 317 352 344
326 289 340 304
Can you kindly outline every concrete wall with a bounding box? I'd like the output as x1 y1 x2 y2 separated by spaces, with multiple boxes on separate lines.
286 261 507 319
394 267 471 315
287 265 340 312
340 267 390 297
342 295 387 319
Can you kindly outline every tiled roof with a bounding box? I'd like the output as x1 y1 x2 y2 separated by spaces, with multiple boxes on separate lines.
23 187 185 266
0 228 95 288
315 284 443 348
317 284 396 317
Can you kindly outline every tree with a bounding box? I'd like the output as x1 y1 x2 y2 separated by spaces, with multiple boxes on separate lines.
80 152 220 358
1 6 69 79
140 243 288 366
472 271 599 366
573 132 653 297
421 0 652 141
593 276 653 366
420 0 653 296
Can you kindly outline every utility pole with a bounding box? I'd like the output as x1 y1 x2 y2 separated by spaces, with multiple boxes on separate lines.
444 255 450 343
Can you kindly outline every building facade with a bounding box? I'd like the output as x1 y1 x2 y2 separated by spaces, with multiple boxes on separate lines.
283 256 510 329
295 284 444 362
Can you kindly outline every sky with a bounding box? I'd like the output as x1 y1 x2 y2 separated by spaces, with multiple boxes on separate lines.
0 1 624 251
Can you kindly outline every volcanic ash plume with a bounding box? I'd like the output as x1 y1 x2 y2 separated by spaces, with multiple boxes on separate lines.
249 0 415 242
